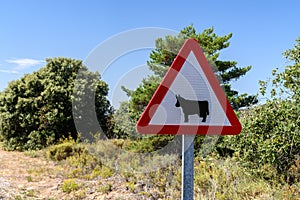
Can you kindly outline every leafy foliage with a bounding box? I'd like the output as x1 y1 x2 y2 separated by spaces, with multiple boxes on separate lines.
61 179 80 193
260 37 300 101
220 37 300 184
221 101 299 183
112 101 139 139
0 57 112 150
46 138 87 161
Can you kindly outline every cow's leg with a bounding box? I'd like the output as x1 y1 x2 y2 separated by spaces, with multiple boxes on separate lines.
202 114 207 122
184 114 189 122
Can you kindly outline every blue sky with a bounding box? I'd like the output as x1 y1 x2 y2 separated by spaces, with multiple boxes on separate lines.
0 1 299 107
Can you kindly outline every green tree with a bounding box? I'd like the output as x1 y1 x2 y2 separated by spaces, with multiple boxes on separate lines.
112 101 139 139
260 37 300 100
0 57 112 150
127 25 257 119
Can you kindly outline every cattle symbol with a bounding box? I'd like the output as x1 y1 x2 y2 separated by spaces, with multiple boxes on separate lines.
175 94 209 123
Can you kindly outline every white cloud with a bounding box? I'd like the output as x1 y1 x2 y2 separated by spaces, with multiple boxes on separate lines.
0 58 45 74
5 58 45 71
0 69 19 74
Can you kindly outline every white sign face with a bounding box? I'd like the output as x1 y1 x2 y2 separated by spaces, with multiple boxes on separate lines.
149 52 230 126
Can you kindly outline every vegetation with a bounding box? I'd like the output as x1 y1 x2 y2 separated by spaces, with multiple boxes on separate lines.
0 26 299 199
41 139 299 199
61 179 80 193
0 57 112 150
218 37 300 185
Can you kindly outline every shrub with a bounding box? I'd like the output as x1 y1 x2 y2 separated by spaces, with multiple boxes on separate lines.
218 38 300 184
61 179 79 193
219 100 300 183
122 135 175 153
0 57 112 150
46 139 87 161
46 139 106 179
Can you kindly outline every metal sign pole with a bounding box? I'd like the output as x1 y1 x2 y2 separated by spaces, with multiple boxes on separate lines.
182 134 194 200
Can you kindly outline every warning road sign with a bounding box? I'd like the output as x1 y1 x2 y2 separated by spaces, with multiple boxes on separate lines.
136 38 242 135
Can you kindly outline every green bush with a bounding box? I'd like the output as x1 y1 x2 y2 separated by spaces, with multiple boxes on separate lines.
46 139 104 178
217 37 300 184
0 57 112 150
219 99 299 183
61 179 79 193
122 135 175 153
46 139 87 161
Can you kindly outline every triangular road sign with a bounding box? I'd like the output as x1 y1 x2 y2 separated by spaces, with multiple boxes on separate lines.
136 38 242 135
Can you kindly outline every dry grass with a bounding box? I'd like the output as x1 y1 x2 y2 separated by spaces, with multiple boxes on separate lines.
0 141 299 199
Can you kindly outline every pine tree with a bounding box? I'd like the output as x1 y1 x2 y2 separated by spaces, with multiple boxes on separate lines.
126 25 257 118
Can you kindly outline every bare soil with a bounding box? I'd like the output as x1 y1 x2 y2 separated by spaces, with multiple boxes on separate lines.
0 146 150 200
0 147 66 199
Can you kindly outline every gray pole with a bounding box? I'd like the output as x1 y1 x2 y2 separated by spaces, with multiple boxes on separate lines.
182 134 194 200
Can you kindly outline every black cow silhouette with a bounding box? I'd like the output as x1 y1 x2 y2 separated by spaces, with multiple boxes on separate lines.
175 94 209 123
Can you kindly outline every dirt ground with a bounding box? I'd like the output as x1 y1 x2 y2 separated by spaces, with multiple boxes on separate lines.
0 145 156 200
0 147 66 199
